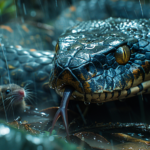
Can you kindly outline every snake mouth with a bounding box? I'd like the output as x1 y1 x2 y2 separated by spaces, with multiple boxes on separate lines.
50 63 150 103
55 80 150 103
51 64 150 103
53 68 84 93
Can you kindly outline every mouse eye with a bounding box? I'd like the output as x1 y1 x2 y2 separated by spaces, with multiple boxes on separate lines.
6 89 11 95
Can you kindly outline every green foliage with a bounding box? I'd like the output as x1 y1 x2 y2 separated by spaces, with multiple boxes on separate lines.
0 120 80 150
43 130 57 137
0 0 16 20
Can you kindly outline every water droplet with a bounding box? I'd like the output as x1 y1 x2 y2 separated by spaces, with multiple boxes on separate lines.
97 140 102 143
49 136 54 141
52 41 57 46
81 137 84 141
9 45 14 48
96 103 103 106
37 145 43 150
73 95 77 98
35 108 38 111
30 11 36 17
84 102 90 105
131 133 135 136
145 138 149 141
138 133 144 137
119 99 125 102
0 125 10 135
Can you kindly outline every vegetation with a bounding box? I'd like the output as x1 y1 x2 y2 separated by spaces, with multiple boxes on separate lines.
0 0 16 22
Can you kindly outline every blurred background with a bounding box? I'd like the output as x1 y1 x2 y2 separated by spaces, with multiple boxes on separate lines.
1 0 150 24
1 0 150 37
0 0 73 23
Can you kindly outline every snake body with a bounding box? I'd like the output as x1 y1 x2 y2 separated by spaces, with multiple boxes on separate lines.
0 38 55 105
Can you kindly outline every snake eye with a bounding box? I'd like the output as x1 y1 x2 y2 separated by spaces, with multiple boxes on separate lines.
55 42 59 53
114 45 131 65
6 89 11 95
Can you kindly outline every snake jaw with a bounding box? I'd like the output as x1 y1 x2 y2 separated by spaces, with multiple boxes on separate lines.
50 86 74 138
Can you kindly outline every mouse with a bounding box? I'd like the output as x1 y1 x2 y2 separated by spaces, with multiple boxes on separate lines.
0 84 26 114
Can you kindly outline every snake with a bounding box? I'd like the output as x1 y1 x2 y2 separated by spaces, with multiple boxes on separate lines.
1 0 150 137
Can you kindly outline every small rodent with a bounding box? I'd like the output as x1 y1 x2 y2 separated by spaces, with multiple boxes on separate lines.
0 84 26 113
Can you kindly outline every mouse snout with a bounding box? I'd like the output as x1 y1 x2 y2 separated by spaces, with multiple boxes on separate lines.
18 90 25 97
13 89 25 103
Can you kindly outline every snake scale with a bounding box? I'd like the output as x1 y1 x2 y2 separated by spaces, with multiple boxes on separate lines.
1 0 150 136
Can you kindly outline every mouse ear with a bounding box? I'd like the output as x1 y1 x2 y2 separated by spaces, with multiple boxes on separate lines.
5 89 11 95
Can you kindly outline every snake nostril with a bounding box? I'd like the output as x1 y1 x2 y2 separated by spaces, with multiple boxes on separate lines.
85 64 90 72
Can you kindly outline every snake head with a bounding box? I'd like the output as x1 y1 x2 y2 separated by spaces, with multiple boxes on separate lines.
49 18 150 103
